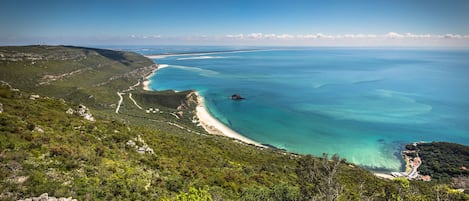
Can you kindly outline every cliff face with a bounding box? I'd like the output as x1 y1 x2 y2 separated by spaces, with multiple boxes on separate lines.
177 91 198 110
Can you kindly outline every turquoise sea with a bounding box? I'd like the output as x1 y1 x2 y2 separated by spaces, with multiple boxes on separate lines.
133 47 469 171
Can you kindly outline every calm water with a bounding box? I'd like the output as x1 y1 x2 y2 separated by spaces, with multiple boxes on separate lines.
143 48 469 171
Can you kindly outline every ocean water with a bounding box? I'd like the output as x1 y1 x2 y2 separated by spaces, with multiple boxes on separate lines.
144 48 469 171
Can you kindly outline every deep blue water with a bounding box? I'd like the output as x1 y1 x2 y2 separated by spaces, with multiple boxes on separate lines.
140 47 469 171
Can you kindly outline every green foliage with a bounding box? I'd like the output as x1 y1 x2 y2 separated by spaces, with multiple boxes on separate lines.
172 187 213 201
394 177 410 189
239 184 300 201
410 142 469 182
0 45 154 108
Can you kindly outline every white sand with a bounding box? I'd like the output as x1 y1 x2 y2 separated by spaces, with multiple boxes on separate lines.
194 92 266 148
141 62 265 148
143 49 271 60
145 55 172 59
142 64 168 91
373 173 395 180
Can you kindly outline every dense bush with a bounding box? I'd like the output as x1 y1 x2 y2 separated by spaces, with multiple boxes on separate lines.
413 142 469 182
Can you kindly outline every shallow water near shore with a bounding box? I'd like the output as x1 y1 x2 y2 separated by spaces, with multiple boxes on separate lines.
141 47 469 171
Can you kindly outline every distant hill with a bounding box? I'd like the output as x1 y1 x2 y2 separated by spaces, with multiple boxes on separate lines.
0 45 154 107
0 45 202 132
1 45 467 201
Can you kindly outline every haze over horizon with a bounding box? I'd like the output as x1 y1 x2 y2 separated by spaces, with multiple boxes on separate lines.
1 0 469 47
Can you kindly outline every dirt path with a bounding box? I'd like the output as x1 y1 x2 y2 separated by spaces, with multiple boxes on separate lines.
115 92 123 113
129 93 143 110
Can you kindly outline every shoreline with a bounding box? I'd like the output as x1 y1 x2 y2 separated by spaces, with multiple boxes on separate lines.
142 64 168 91
144 49 270 59
141 57 398 176
194 92 266 148
141 62 266 148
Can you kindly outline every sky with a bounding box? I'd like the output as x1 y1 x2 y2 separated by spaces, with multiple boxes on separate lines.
1 0 469 47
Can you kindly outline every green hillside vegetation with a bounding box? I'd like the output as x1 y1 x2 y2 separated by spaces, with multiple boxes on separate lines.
0 45 152 105
0 45 205 134
406 142 469 183
1 46 468 200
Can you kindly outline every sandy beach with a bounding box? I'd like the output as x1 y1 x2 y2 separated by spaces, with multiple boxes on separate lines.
144 49 271 60
373 173 395 179
142 64 168 91
141 62 265 148
194 92 266 148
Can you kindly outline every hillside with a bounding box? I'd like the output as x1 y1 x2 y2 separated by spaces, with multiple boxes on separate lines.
0 45 154 106
1 46 467 200
0 45 205 134
405 142 469 183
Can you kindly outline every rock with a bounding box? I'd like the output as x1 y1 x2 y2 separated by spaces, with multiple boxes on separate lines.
126 135 154 155
30 94 40 100
231 94 245 100
18 194 76 201
126 140 136 147
65 108 74 114
76 105 87 116
16 176 28 184
66 104 95 121
0 102 3 113
82 113 95 121
38 193 48 201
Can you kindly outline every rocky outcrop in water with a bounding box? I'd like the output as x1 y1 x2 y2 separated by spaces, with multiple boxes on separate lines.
231 94 245 100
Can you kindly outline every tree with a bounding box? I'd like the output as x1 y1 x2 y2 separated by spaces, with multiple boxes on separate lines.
296 153 344 201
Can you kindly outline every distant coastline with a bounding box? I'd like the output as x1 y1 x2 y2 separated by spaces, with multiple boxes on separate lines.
144 49 264 59
142 61 266 148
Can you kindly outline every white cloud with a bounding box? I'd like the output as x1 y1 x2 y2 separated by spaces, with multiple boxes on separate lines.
219 32 469 47
277 34 294 39
130 32 469 42
225 34 244 39
247 33 264 39
385 32 404 39
444 34 463 39
223 32 469 41
404 33 431 38
128 34 163 39
4 32 469 46
117 32 469 47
